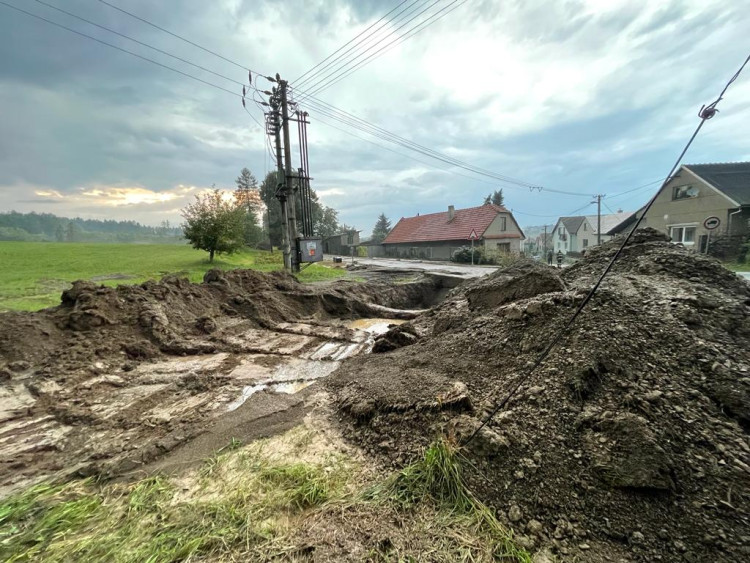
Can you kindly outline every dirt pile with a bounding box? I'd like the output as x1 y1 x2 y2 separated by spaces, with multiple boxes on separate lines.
0 269 439 494
0 269 437 367
328 229 750 562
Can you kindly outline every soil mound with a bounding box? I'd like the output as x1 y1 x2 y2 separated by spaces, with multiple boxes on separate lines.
328 229 750 562
0 269 438 370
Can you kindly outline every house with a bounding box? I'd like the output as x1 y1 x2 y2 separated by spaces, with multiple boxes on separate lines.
551 211 633 255
615 162 750 254
382 203 524 260
322 230 360 256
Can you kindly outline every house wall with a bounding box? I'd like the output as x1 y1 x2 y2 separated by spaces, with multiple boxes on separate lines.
383 240 467 261
639 169 742 251
482 213 523 253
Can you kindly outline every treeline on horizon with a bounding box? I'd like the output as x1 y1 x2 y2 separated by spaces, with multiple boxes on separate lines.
0 211 184 244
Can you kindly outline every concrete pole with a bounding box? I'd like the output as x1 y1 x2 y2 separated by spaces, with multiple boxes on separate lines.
279 80 299 272
271 98 290 271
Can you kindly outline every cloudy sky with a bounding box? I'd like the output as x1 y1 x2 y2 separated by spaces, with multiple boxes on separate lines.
1 0 748 234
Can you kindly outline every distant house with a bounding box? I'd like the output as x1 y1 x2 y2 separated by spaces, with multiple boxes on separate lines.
322 230 360 256
614 162 750 254
551 212 633 255
382 203 524 260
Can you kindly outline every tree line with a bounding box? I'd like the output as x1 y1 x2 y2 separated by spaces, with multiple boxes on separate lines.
0 211 182 243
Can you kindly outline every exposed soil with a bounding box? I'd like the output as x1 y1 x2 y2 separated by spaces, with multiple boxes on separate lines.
328 229 750 562
0 269 439 496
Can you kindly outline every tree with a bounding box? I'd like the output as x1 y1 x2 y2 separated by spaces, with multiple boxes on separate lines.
181 188 245 262
259 171 283 246
483 189 505 207
234 167 259 210
55 224 65 242
371 213 391 243
65 222 81 242
234 168 263 247
317 206 340 238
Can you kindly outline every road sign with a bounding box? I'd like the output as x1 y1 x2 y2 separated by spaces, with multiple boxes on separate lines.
469 229 478 240
703 216 721 230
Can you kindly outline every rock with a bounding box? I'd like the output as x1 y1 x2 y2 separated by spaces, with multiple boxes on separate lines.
508 504 523 522
631 531 645 544
8 360 30 372
527 519 544 536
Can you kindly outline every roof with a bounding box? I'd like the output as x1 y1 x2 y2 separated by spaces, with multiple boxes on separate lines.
683 162 750 205
553 212 634 236
383 204 512 244
584 212 634 235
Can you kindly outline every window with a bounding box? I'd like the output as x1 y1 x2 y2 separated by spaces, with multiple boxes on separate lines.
497 242 510 253
499 217 507 231
583 223 587 232
347 232 354 245
582 239 589 248
672 185 699 200
669 225 696 244
558 229 566 240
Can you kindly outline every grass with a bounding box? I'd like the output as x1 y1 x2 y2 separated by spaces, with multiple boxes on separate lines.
722 261 749 272
364 438 532 562
0 435 530 562
0 241 346 311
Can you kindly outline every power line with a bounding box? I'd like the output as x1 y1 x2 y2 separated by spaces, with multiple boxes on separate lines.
0 1 245 99
463 51 750 447
605 178 665 200
299 94 595 196
300 0 469 99
293 0 416 86
94 0 267 78
296 0 456 100
31 0 248 89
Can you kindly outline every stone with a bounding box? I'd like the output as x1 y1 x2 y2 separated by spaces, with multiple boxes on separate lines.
527 519 544 536
508 504 523 522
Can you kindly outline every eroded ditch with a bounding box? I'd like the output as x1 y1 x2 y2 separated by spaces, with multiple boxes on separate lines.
0 269 437 497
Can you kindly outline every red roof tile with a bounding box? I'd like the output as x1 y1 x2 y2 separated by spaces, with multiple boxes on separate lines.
383 204 508 244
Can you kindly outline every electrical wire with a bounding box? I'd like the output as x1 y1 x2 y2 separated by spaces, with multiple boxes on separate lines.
296 0 454 100
0 1 246 99
95 0 268 78
300 0 469 99
293 0 418 86
463 51 750 447
31 0 248 89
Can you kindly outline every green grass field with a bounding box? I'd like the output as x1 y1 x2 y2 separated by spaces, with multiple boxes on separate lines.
0 241 346 312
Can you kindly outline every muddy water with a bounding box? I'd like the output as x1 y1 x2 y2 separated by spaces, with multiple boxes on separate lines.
0 317 408 496
225 318 406 410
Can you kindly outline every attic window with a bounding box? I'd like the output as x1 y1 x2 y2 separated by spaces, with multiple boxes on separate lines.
583 223 587 231
499 217 507 231
672 185 699 200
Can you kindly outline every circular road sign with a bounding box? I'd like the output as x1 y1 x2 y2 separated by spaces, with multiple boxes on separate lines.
703 216 721 230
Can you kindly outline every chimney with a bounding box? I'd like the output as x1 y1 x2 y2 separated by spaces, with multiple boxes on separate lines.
617 208 623 213
448 205 455 221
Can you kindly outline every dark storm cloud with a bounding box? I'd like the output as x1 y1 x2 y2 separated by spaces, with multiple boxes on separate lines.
0 0 748 231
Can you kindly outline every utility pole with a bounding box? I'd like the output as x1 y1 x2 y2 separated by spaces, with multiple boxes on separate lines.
543 224 548 256
592 194 603 245
279 78 299 272
269 91 291 271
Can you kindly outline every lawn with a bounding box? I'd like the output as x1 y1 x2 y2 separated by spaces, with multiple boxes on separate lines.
0 241 346 312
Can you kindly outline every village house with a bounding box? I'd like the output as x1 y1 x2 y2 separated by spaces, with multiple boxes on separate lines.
615 162 750 254
551 211 633 255
382 203 524 260
322 229 360 256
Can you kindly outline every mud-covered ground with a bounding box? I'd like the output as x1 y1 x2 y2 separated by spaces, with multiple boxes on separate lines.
328 229 750 562
0 269 437 496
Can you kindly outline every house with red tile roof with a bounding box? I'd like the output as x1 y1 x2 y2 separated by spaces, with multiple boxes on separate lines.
382 203 525 260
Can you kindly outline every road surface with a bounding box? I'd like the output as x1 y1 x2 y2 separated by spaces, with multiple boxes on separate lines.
336 256 499 278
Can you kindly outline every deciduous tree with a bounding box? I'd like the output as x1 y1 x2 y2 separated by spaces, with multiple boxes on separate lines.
181 188 245 262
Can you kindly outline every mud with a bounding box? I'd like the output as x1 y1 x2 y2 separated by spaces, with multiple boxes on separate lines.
0 269 437 496
328 229 750 562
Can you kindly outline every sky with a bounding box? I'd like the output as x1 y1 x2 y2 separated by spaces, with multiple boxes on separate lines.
1 0 749 235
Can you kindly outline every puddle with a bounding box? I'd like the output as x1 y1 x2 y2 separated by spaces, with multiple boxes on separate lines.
348 318 406 335
226 318 407 411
